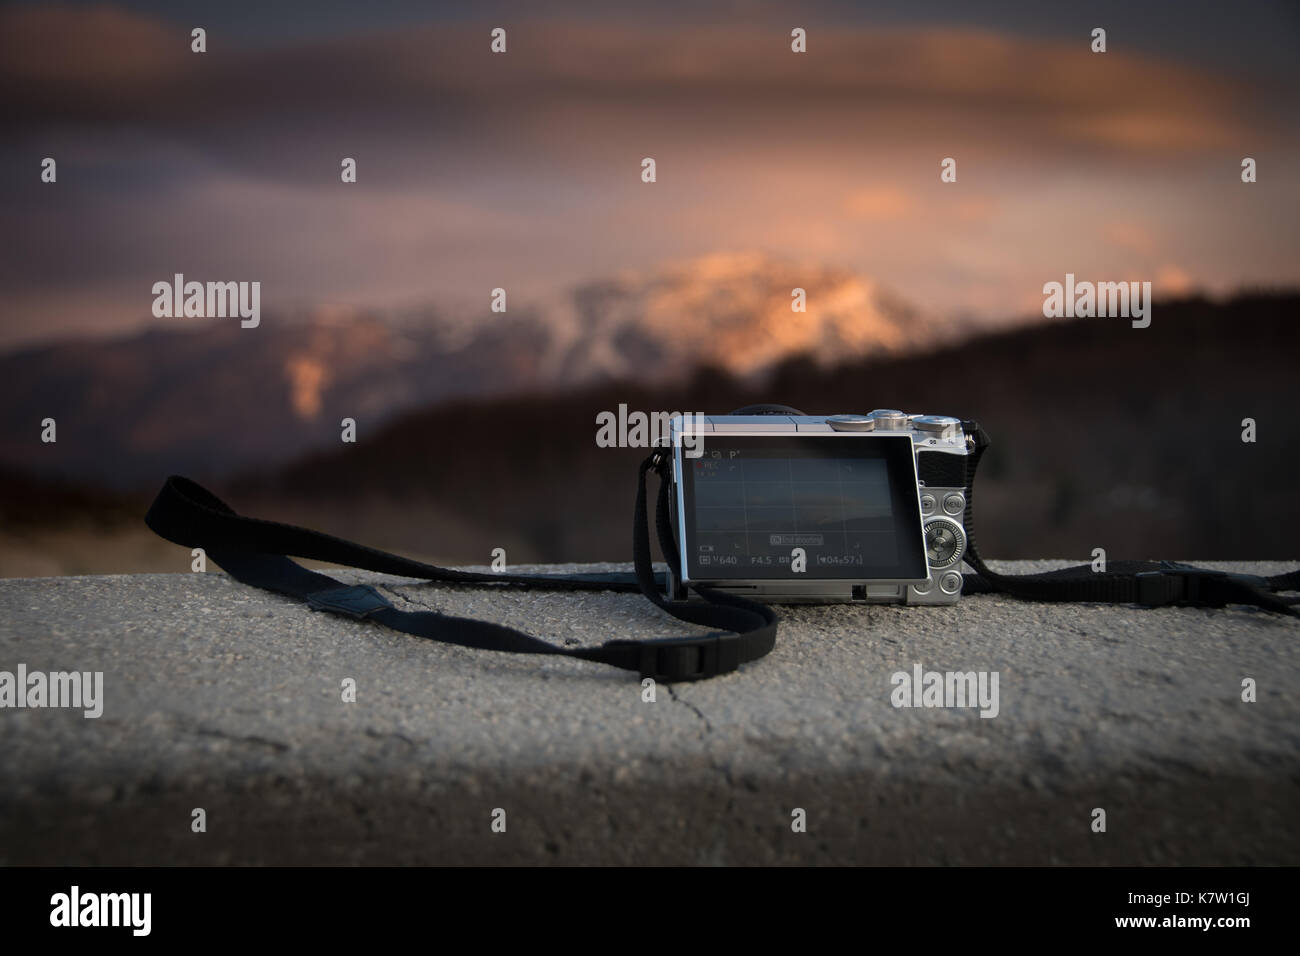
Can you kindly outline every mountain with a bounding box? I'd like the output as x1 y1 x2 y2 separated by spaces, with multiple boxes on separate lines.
0 310 550 486
0 254 938 486
3 291 1297 575
231 292 1300 565
541 252 943 382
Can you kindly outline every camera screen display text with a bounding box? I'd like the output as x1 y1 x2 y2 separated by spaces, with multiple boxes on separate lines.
680 435 928 581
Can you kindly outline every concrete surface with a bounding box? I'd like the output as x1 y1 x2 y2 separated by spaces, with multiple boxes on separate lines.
1 560 1297 865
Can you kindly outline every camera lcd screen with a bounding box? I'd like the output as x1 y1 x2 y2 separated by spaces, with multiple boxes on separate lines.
679 434 927 581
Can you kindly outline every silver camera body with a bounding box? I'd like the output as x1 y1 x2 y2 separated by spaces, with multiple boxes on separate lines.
665 410 971 604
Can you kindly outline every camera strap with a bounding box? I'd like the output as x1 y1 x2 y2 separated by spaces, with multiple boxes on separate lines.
145 467 776 683
956 421 1299 617
144 422 1294 685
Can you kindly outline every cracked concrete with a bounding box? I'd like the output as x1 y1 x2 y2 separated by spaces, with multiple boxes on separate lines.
665 683 713 734
0 560 1298 864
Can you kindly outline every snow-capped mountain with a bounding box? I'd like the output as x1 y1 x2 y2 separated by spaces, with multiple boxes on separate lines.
539 252 942 383
0 254 943 484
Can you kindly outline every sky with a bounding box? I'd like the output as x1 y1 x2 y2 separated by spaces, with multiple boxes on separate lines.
1 0 1297 348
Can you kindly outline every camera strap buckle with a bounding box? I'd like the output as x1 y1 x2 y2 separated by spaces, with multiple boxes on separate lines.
1133 561 1263 606
1134 563 1293 613
1135 565 1231 608
627 633 741 682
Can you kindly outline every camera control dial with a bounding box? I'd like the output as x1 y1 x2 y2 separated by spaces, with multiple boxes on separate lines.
913 415 963 439
924 517 966 569
867 409 910 430
826 414 876 431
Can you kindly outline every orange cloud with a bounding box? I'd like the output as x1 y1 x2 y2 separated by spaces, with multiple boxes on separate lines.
1103 221 1158 256
1155 265 1195 295
845 187 915 221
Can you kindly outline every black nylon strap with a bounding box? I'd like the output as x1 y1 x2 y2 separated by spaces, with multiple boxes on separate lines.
146 475 645 593
144 422 1294 686
956 422 1299 617
145 465 777 682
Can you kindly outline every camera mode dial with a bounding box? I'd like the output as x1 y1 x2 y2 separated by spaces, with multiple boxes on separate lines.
867 409 910 430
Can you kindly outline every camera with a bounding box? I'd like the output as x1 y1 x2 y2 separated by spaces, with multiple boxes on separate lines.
664 409 972 604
